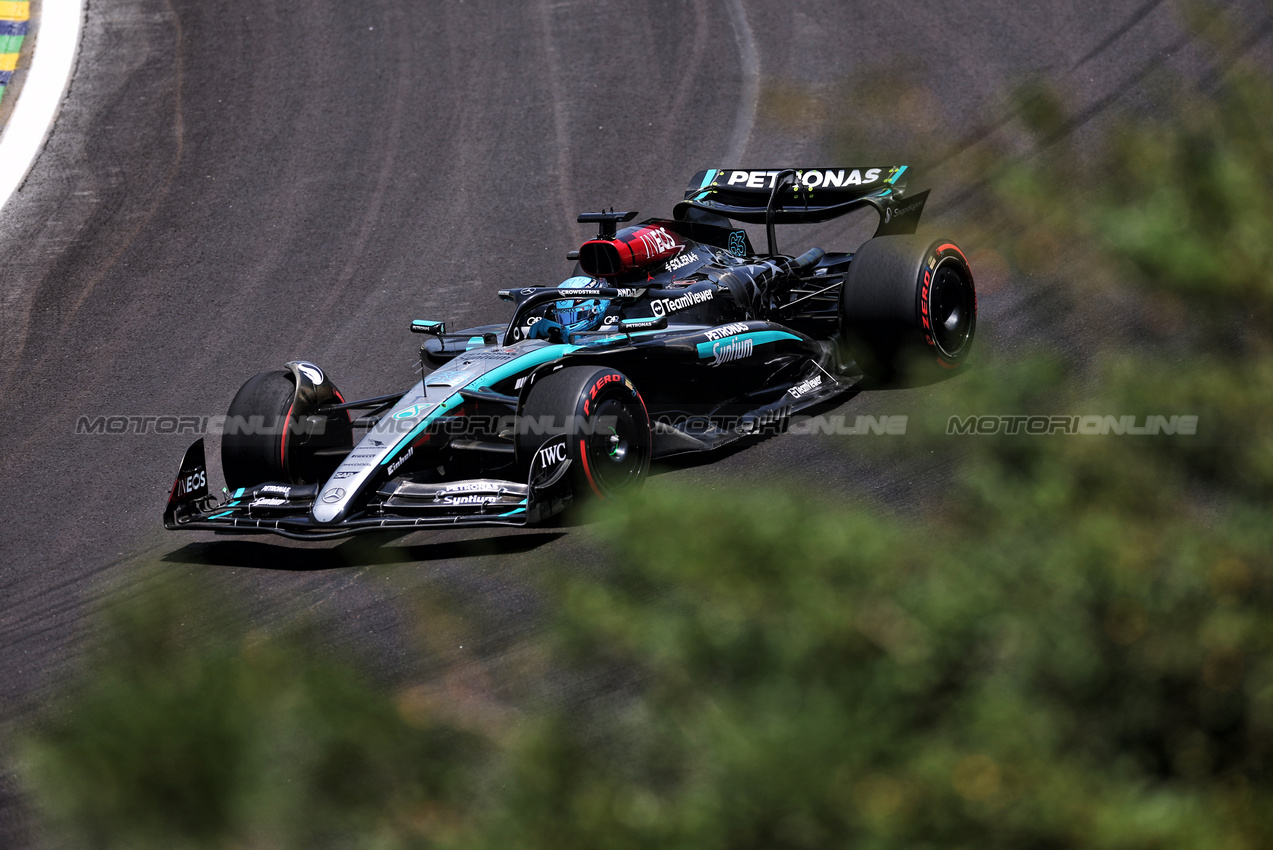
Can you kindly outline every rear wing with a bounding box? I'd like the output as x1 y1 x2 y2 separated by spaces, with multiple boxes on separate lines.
674 167 928 238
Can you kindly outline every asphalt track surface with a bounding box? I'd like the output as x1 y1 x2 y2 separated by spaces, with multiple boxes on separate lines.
1 0 1270 843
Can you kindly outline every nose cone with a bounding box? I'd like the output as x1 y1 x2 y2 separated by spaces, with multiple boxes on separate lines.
309 382 435 525
311 484 351 524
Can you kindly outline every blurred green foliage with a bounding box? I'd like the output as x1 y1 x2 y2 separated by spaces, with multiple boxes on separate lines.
19 574 485 849
18 7 1273 848
494 484 1271 849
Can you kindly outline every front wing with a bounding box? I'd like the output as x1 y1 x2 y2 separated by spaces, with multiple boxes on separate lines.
163 438 574 540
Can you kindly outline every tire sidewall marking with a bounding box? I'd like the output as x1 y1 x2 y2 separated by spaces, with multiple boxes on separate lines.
919 246 974 364
574 371 649 498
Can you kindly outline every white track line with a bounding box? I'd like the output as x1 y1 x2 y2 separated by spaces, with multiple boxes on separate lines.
0 0 86 214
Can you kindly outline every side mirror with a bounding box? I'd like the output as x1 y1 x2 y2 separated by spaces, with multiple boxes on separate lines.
411 319 446 336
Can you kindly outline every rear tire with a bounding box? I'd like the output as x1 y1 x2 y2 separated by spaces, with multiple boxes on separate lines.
840 235 976 382
222 370 352 488
517 366 651 500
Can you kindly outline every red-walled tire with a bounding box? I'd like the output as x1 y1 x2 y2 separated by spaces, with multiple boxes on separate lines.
840 235 977 382
222 370 352 488
517 366 651 500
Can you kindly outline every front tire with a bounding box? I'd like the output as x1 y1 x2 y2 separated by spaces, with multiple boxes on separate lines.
517 366 652 501
840 235 977 382
222 369 352 488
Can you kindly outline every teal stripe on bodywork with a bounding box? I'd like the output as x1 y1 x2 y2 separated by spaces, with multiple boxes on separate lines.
886 165 908 185
380 344 577 465
469 343 576 389
695 330 802 359
380 395 463 464
570 328 673 347
380 326 738 467
700 169 717 189
208 510 234 519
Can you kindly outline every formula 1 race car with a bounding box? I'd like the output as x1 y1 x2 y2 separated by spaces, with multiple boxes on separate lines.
165 167 976 539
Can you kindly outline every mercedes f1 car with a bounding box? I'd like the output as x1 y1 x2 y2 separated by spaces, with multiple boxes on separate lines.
165 167 976 539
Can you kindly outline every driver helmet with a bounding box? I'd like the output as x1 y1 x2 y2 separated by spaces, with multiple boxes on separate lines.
528 276 611 339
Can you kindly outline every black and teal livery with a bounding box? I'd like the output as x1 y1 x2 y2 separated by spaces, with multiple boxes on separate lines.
165 167 978 539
